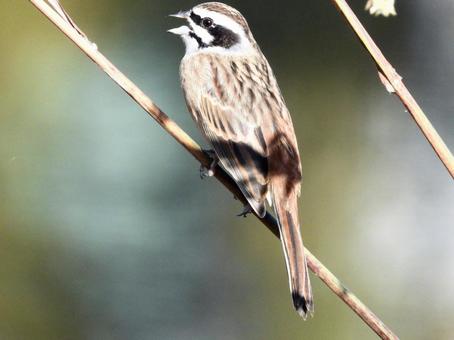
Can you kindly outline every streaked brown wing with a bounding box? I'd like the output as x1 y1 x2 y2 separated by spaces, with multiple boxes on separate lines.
197 93 269 217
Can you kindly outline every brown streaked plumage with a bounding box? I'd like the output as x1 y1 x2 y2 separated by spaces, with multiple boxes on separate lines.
169 2 313 317
198 2 250 33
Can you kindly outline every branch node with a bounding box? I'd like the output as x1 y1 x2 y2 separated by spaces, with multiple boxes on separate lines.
47 0 97 49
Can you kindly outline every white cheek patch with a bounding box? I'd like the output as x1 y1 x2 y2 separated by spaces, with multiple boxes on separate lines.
191 8 254 53
177 7 256 56
190 23 214 45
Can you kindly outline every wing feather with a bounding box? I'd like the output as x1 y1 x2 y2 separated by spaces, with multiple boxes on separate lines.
197 91 269 217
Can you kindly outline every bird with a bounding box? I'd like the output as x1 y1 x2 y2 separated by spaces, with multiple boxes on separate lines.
168 2 313 318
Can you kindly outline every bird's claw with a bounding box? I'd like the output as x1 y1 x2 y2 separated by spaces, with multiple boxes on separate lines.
200 165 215 179
200 149 218 179
237 204 253 218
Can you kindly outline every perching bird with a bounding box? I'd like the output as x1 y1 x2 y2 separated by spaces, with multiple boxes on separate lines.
169 2 313 318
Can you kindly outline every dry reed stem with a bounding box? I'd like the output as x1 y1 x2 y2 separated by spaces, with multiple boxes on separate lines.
28 0 399 339
333 0 454 179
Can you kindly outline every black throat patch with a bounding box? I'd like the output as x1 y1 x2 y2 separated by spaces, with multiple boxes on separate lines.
189 32 208 48
189 11 240 49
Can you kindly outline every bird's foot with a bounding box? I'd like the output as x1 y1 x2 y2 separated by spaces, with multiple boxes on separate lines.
237 204 253 218
200 149 218 179
200 165 215 179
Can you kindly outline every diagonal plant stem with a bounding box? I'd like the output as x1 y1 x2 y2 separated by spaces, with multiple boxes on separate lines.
332 0 454 179
28 0 399 339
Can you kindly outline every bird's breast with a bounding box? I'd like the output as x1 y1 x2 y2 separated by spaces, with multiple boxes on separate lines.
180 53 271 118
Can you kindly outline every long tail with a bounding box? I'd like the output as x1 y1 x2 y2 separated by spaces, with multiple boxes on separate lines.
271 187 314 318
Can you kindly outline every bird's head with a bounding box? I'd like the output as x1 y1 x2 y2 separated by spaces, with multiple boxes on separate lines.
168 2 257 55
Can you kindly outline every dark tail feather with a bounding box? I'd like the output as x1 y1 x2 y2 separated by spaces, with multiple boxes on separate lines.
272 191 314 318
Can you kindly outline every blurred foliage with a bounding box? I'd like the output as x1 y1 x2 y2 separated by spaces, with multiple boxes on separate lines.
0 0 453 339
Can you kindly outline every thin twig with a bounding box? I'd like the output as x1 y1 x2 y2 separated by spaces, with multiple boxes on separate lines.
332 0 454 179
28 1 398 339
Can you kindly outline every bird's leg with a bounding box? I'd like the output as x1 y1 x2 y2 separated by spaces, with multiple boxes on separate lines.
200 149 218 179
237 203 253 218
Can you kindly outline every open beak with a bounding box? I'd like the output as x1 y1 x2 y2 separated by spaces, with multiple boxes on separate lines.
168 11 190 35
169 11 188 19
167 26 191 35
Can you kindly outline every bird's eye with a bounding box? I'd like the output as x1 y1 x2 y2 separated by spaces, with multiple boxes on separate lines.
202 17 213 28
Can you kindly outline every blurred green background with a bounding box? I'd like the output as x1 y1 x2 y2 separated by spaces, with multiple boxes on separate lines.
1 0 453 339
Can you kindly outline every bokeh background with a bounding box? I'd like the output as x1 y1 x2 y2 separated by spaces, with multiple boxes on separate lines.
1 0 453 339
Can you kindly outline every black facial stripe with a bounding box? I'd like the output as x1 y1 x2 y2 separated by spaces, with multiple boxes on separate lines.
189 11 240 49
209 26 239 48
189 32 208 48
190 11 202 26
